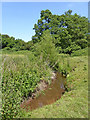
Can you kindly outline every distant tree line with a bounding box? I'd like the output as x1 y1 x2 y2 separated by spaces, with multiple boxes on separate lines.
0 34 33 51
0 9 88 54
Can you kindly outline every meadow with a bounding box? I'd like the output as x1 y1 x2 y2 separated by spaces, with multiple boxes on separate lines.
28 55 88 118
1 9 88 119
1 47 88 118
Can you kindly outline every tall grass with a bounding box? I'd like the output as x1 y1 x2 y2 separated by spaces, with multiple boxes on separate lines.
2 51 53 119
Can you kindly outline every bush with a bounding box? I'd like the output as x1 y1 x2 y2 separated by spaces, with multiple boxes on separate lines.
3 47 11 50
71 47 88 56
2 55 40 119
32 30 59 69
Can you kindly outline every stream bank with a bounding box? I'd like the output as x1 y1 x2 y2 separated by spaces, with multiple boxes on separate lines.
20 72 66 111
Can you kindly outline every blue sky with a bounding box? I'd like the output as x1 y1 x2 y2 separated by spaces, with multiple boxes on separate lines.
2 2 88 42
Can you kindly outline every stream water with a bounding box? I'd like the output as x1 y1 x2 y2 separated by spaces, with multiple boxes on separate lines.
20 72 66 111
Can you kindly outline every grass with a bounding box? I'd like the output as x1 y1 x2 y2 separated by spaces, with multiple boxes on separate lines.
1 51 53 119
21 55 88 118
1 48 88 118
1 49 31 55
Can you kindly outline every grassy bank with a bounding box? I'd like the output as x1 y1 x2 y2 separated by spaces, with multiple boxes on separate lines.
1 51 53 119
1 47 88 118
21 55 88 118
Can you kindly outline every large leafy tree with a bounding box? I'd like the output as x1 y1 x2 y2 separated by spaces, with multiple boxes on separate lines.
32 9 88 54
32 9 52 43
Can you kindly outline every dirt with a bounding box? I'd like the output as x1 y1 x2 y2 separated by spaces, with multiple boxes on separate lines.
21 72 56 103
20 72 66 111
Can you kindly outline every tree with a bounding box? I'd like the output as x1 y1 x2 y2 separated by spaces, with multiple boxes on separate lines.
32 9 52 43
1 34 28 51
32 9 88 54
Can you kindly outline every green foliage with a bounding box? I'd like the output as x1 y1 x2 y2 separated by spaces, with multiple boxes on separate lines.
2 55 38 119
33 9 88 54
58 54 72 76
32 30 59 70
1 9 89 119
64 42 81 55
3 47 11 50
21 56 88 118
1 9 88 54
2 50 52 119
71 47 88 56
1 34 33 51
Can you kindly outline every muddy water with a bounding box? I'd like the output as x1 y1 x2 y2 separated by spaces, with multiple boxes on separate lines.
21 72 66 111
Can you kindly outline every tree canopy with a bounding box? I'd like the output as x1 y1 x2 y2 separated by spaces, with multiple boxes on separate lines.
1 9 88 54
32 9 88 54
1 34 33 51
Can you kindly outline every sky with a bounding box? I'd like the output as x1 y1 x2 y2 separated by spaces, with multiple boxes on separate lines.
2 2 88 42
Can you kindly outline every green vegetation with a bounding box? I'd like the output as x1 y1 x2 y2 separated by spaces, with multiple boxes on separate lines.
71 47 88 56
1 47 88 119
1 9 89 119
1 51 52 119
1 9 88 55
1 34 33 51
32 9 88 54
21 56 88 118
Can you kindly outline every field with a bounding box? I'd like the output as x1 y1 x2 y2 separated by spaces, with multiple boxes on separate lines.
1 4 89 119
29 56 88 118
1 50 53 119
1 47 88 118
